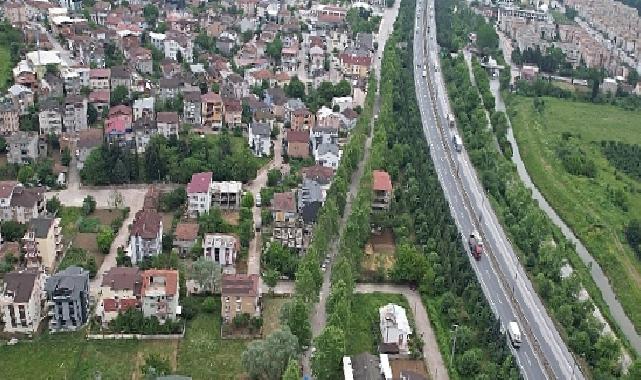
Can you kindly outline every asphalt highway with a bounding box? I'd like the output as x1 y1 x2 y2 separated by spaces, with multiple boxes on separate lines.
412 0 583 378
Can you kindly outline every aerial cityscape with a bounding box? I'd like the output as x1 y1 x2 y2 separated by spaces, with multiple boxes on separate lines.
0 0 640 378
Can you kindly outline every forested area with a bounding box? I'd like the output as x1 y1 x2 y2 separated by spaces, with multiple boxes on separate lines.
80 133 261 185
437 0 639 376
601 141 641 182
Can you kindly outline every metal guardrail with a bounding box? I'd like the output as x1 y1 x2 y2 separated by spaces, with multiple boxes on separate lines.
415 4 556 378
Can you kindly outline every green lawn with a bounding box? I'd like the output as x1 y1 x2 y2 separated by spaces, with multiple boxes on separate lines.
0 298 247 379
0 47 12 91
509 95 641 331
176 298 247 379
0 332 176 380
346 293 411 355
262 296 289 337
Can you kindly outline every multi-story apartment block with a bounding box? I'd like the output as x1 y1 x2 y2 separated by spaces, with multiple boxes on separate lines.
45 266 90 332
211 181 242 210
164 31 193 63
0 270 45 333
183 91 202 125
23 217 63 272
141 269 180 322
201 92 223 129
7 131 40 164
7 84 34 115
39 99 63 135
127 209 163 265
133 97 155 121
0 103 20 136
156 112 180 138
63 95 88 132
202 233 239 272
89 68 111 90
187 171 213 218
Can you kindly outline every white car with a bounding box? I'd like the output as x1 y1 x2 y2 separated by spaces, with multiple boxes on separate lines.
255 194 262 207
321 264 327 272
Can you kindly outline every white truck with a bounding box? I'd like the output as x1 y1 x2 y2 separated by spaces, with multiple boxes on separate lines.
508 321 522 348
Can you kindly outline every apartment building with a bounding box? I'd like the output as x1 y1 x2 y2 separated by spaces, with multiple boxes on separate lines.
7 132 40 164
63 95 88 132
45 266 90 332
0 270 45 333
23 217 63 272
98 267 142 326
183 91 202 125
201 92 223 129
89 68 111 90
202 233 239 272
141 269 180 322
156 112 180 138
187 171 213 218
211 181 242 209
0 103 20 136
39 99 63 135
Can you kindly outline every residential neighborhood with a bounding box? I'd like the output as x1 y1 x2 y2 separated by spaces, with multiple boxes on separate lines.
0 0 434 378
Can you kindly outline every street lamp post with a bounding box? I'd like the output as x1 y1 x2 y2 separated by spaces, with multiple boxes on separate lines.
450 323 460 367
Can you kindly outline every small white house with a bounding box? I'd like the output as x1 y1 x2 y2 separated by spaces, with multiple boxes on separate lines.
379 303 412 354
248 123 272 157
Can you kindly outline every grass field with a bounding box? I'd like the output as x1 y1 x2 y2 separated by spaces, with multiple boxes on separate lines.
509 95 641 331
0 298 247 379
0 47 12 91
261 296 289 337
346 293 411 355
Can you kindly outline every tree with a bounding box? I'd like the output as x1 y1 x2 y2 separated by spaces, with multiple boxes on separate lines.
111 85 129 106
267 169 282 186
96 227 114 254
457 348 482 377
241 328 299 380
626 219 641 254
143 4 159 26
46 196 61 214
627 70 640 86
82 195 96 215
312 326 345 380
263 242 299 278
280 297 312 348
190 258 222 293
17 165 34 184
476 23 498 52
0 136 6 152
1 221 27 241
58 147 72 169
263 268 279 292
334 80 351 97
284 76 306 99
282 358 300 380
198 209 229 234
87 103 98 125
266 35 283 63
241 192 254 208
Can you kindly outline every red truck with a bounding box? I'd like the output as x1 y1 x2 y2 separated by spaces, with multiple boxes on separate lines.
468 231 484 260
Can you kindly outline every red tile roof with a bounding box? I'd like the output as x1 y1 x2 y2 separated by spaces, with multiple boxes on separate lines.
0 181 17 199
287 129 309 143
222 274 259 297
201 92 222 103
187 171 213 194
340 53 371 67
271 191 296 213
130 209 162 239
141 269 178 296
90 68 111 78
103 297 139 312
372 170 392 192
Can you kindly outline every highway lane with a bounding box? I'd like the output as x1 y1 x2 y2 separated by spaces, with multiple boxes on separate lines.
412 0 583 379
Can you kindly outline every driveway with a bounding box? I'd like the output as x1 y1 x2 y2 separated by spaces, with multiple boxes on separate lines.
246 128 284 275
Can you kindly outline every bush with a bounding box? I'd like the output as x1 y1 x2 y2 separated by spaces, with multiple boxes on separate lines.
1 221 27 241
202 297 216 313
96 226 115 254
78 217 101 233
233 313 251 328
82 195 96 215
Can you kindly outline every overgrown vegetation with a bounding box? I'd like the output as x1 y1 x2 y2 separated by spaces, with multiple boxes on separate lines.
600 141 641 181
81 134 261 185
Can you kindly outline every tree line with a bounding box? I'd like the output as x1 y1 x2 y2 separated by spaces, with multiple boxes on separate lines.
81 133 261 185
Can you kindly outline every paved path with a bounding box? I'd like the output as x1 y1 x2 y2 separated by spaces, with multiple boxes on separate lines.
246 128 284 275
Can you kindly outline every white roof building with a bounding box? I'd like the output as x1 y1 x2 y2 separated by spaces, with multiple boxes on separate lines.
379 303 412 354
26 50 63 67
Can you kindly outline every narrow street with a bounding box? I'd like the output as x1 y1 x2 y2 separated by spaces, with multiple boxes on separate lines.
246 128 284 275
302 1 401 376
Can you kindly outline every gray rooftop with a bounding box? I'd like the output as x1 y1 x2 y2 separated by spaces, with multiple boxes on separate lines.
317 143 339 156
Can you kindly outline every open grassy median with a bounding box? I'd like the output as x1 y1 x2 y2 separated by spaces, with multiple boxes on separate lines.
509 95 641 331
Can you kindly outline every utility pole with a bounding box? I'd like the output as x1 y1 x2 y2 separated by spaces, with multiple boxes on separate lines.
450 323 459 367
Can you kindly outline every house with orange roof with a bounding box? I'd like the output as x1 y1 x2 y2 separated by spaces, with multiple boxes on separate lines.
372 170 392 211
141 269 180 322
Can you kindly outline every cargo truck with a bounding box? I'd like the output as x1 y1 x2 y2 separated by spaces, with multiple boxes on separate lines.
508 321 522 348
468 231 483 260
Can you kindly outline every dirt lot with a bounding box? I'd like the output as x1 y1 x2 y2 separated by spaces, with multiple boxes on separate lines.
362 228 396 275
92 209 122 226
222 210 240 226
73 232 104 269
390 358 429 379
160 212 175 234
